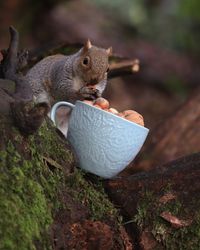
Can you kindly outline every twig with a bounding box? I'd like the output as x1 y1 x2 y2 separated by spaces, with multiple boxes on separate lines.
0 27 31 100
108 59 140 79
0 26 19 79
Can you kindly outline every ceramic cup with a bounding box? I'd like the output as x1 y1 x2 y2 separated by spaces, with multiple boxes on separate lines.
50 101 149 179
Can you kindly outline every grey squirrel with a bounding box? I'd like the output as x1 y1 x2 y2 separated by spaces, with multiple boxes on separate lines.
26 40 112 106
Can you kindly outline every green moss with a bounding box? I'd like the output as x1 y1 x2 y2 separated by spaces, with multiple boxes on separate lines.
0 119 74 250
0 144 50 249
132 187 200 250
133 190 155 228
35 121 74 167
66 170 121 222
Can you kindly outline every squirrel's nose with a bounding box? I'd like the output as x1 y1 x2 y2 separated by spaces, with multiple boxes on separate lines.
89 78 99 84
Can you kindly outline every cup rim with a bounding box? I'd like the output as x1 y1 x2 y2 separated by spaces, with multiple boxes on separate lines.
76 100 149 132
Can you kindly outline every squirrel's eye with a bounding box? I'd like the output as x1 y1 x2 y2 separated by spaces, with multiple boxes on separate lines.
82 57 89 66
106 67 110 73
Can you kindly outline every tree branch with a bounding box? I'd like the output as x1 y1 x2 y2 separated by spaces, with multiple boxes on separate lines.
0 27 49 136
0 26 19 80
108 59 140 79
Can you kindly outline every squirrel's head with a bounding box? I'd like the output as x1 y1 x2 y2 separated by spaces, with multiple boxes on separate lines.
74 40 112 85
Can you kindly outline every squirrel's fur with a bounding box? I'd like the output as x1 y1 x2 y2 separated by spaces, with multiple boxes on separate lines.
26 40 112 106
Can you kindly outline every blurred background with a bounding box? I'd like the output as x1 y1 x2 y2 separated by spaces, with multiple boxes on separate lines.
0 0 199 141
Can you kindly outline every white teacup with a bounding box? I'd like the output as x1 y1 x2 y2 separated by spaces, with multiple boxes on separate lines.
50 101 149 179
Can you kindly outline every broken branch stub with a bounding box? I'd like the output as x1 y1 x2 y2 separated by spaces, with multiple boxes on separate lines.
0 27 49 135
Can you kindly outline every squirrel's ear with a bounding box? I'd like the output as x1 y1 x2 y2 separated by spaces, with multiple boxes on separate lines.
106 47 112 56
83 39 92 52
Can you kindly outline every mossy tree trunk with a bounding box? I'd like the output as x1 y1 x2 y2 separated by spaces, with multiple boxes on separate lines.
0 89 74 249
0 81 132 249
106 153 200 249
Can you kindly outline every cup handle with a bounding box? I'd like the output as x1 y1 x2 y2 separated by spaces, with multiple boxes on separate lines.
50 101 75 125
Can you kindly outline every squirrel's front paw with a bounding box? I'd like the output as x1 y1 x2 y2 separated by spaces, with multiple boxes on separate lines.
79 86 101 100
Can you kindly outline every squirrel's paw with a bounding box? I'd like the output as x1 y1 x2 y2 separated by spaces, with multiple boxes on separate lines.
79 86 101 100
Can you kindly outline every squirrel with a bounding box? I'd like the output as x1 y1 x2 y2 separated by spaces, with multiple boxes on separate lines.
26 40 112 106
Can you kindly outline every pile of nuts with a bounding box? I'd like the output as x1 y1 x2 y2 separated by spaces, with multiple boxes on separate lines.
83 97 144 127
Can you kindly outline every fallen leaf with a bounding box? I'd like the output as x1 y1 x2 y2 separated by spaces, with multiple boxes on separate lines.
159 192 176 204
160 211 192 228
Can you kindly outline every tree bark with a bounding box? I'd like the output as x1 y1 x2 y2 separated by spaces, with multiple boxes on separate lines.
106 153 200 249
130 88 200 172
